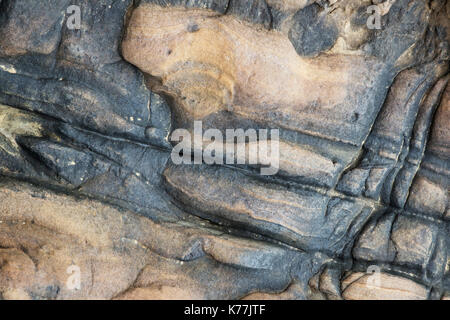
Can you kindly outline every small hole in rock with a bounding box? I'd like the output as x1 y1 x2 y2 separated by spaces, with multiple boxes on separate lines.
187 23 199 33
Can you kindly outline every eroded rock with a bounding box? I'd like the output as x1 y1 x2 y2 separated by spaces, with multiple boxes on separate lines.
0 0 448 300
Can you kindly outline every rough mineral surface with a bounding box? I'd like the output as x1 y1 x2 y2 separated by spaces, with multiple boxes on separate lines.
0 0 449 300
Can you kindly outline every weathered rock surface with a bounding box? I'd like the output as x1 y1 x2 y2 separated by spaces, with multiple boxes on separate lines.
0 0 449 299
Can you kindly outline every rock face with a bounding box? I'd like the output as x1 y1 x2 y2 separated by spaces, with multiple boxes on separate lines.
0 0 449 300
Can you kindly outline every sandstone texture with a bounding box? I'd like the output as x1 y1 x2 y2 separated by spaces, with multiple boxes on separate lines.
0 0 449 300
